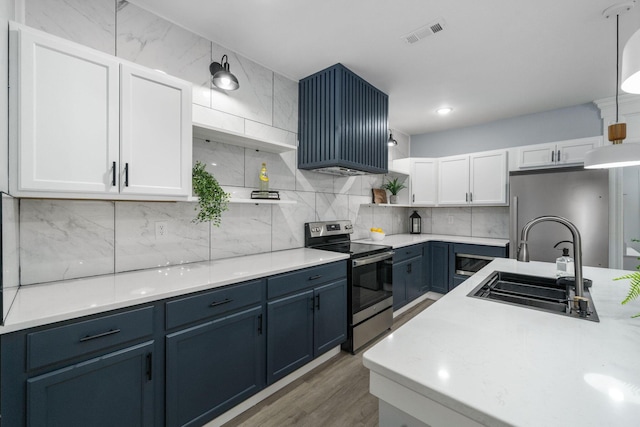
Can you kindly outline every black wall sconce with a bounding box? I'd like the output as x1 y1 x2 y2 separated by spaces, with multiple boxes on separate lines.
209 54 239 91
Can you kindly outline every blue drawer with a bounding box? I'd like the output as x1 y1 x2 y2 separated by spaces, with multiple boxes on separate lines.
393 244 423 263
27 306 154 371
165 279 263 330
267 262 347 300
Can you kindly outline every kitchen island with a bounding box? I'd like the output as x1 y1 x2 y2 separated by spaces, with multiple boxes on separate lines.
363 258 640 426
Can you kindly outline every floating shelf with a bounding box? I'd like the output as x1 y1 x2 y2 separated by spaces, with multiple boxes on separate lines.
364 203 413 208
188 196 296 205
192 105 297 154
230 198 297 205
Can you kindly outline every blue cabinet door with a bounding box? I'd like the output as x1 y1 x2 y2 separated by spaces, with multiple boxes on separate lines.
429 242 452 294
392 259 409 309
27 341 155 427
313 279 347 356
165 306 264 427
267 289 314 384
406 256 426 302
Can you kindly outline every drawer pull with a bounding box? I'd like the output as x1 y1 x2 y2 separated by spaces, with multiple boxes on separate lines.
79 328 121 342
111 161 116 186
308 275 322 281
209 298 232 308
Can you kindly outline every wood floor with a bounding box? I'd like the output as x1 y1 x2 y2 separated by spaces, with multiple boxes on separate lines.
224 298 437 427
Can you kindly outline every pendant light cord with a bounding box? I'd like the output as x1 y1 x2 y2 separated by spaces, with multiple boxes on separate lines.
616 13 620 123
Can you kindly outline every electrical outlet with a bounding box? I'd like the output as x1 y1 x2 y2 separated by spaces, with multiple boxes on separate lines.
155 221 168 239
447 215 454 224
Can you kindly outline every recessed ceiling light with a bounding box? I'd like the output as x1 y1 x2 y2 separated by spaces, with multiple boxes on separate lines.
436 107 453 115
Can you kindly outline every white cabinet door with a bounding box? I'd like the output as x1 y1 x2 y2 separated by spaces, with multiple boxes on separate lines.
410 159 437 205
557 137 601 165
120 64 192 196
14 25 119 194
518 143 555 168
517 137 602 169
470 150 507 204
437 155 469 205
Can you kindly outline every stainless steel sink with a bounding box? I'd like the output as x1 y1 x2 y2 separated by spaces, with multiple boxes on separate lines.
468 271 599 322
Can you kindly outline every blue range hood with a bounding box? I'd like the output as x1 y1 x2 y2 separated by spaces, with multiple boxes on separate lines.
298 63 389 176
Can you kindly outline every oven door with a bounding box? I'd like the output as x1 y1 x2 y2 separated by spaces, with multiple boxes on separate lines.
455 253 494 277
350 251 394 317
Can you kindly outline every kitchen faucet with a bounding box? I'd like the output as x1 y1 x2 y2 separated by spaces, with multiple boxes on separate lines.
517 215 590 315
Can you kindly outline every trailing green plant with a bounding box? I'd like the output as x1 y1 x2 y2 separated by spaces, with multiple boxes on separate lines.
381 177 407 195
192 161 230 226
615 238 640 318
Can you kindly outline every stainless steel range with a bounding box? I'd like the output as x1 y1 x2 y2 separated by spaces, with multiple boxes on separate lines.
305 220 394 353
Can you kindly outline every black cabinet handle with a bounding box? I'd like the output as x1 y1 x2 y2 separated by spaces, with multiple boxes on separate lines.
412 194 415 203
79 328 121 342
551 151 555 162
258 314 263 334
146 353 152 381
308 275 322 281
111 161 116 186
470 193 473 202
210 298 232 308
557 149 561 162
124 163 129 187
316 294 320 310
407 263 412 274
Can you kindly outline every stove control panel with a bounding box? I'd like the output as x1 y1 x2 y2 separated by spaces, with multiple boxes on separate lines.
305 220 354 238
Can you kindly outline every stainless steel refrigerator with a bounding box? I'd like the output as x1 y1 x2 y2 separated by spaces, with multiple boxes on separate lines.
509 167 609 268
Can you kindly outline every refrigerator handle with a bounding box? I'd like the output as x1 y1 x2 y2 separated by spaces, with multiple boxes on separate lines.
510 196 518 258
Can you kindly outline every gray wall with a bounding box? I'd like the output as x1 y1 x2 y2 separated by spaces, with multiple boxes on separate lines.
411 103 603 158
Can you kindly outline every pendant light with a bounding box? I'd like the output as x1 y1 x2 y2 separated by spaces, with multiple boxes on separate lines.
585 4 640 169
209 54 240 91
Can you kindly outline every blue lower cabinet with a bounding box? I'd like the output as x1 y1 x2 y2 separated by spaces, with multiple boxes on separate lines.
313 279 347 356
165 306 264 427
27 341 155 427
266 278 347 384
392 260 409 310
267 289 315 384
429 242 452 294
393 256 425 310
406 256 426 302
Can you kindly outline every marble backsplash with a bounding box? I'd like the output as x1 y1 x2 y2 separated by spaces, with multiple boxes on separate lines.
6 0 510 286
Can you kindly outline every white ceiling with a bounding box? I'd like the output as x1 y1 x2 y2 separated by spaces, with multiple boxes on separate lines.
128 0 640 136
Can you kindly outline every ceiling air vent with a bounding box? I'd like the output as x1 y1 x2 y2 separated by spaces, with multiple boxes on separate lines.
402 19 446 45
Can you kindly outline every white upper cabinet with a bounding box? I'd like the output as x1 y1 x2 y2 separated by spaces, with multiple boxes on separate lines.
438 150 507 206
12 24 120 194
437 155 469 205
469 150 508 204
120 64 191 196
517 136 602 169
410 159 437 205
9 23 192 200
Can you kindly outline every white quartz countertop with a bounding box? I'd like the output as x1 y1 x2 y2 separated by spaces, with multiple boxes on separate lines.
363 258 640 427
1 248 348 334
356 233 509 248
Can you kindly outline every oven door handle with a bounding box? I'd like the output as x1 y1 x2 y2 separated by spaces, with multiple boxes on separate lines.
352 251 395 267
456 253 495 261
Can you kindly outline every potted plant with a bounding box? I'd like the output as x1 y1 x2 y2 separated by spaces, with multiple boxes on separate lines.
192 161 230 226
615 238 640 318
381 177 407 204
